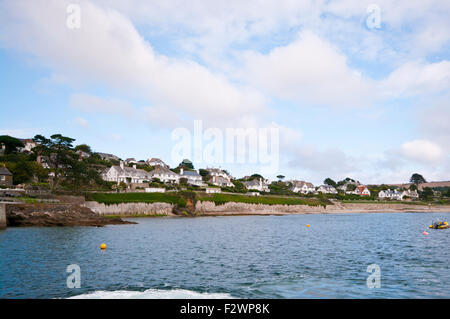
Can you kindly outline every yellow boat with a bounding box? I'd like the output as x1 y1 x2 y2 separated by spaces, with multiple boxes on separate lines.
429 221 449 229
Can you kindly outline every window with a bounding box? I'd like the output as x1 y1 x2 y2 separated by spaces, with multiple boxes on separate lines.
1 176 5 181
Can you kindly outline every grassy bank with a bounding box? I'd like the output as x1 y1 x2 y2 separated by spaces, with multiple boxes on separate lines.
86 192 187 206
197 193 329 206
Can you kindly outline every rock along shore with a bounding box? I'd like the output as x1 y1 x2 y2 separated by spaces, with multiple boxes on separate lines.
5 203 136 227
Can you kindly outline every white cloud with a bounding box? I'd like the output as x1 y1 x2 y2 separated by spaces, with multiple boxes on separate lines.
73 117 89 128
243 31 374 107
69 94 135 116
0 0 266 125
381 60 450 98
400 139 444 164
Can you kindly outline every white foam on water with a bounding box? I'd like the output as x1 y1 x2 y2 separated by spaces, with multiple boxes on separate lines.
68 288 235 299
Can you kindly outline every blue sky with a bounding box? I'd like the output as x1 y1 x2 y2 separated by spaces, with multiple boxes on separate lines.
0 0 449 185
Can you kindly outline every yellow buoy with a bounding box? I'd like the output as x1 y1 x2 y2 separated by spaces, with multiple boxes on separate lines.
100 243 107 250
429 225 433 228
306 224 310 227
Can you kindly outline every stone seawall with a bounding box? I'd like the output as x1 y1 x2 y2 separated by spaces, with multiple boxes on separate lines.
195 201 450 215
0 203 6 229
84 201 175 216
195 201 328 215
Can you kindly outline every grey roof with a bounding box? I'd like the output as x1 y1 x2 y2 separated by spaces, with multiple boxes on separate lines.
0 167 12 176
108 165 150 179
181 170 201 177
149 166 179 177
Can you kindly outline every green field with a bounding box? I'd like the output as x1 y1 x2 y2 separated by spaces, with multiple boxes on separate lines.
87 192 186 206
197 193 327 206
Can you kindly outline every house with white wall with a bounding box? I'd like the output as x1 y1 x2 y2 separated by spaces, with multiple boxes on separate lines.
243 178 270 192
179 168 205 187
101 161 151 184
291 181 315 194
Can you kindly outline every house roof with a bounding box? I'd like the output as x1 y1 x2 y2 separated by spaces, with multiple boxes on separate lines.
293 181 314 188
149 166 178 177
0 167 12 176
209 176 231 184
180 170 200 177
108 165 150 179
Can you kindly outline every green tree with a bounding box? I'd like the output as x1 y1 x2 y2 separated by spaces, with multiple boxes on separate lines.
179 159 194 170
276 175 285 182
409 184 418 191
420 187 433 200
324 178 337 188
74 144 92 154
33 134 77 189
0 135 24 154
410 173 426 185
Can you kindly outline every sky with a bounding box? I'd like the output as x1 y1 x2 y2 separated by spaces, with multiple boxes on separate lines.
0 0 449 185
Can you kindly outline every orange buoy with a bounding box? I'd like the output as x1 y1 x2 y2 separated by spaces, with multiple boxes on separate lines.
100 243 107 249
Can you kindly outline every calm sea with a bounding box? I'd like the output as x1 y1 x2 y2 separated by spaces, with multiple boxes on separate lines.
0 212 449 298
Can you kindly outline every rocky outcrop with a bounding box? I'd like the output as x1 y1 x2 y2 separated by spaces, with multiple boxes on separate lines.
83 201 175 216
6 203 135 227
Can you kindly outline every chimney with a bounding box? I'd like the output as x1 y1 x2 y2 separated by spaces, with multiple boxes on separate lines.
133 164 137 170
180 168 184 175
120 161 124 169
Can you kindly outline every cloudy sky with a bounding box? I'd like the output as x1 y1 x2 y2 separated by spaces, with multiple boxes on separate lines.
0 0 449 184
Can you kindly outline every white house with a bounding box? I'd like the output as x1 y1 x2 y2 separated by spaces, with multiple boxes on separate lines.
102 162 151 184
291 181 315 194
148 166 180 184
317 185 338 194
146 158 169 168
354 185 371 196
403 189 419 199
243 178 270 192
209 175 234 187
18 138 37 153
378 189 403 200
207 168 234 187
179 168 205 187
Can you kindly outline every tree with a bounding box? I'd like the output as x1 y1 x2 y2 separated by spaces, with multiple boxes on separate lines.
250 174 264 181
420 187 433 200
324 178 337 188
179 159 194 170
276 175 285 182
33 134 77 189
346 184 357 191
409 184 418 191
0 135 24 154
410 173 426 185
74 144 92 154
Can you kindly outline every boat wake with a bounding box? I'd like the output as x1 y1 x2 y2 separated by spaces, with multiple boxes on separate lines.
68 288 234 299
